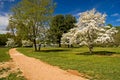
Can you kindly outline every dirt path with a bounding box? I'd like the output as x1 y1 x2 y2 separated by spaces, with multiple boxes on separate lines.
9 48 88 80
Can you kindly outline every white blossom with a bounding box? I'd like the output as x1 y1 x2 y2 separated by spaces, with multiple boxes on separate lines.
61 9 118 53
6 38 16 47
22 40 33 47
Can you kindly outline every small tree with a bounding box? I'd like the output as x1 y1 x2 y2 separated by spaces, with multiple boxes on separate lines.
6 38 16 48
22 40 33 47
61 9 118 54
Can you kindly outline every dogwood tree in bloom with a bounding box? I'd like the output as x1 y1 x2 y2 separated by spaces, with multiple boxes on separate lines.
22 40 33 47
6 38 16 47
61 9 118 54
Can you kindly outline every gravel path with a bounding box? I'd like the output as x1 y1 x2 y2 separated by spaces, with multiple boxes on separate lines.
9 48 88 80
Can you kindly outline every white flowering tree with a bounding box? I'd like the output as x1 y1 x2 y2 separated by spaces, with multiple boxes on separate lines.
61 9 118 54
6 38 16 48
22 40 33 47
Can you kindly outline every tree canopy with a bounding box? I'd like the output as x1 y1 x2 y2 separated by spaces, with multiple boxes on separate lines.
8 0 55 51
49 14 76 47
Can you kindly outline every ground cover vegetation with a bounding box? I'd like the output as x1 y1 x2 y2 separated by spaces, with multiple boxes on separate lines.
0 48 26 80
0 48 10 62
17 47 120 80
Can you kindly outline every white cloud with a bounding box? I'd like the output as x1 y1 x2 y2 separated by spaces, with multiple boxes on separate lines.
111 13 119 17
116 19 120 22
73 12 82 17
0 29 9 34
0 14 9 29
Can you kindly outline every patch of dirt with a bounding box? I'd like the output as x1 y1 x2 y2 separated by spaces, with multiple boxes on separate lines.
111 54 120 57
0 60 22 78
9 48 88 80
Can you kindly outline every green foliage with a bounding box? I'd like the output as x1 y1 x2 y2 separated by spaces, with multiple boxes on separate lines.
0 48 10 62
107 24 113 27
64 15 77 32
49 14 76 47
0 34 7 46
9 0 55 51
114 27 120 46
0 72 26 80
18 47 120 80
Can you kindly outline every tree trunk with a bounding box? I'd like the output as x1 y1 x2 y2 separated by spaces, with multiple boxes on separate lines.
89 47 92 54
68 44 69 48
33 39 37 51
38 44 41 51
32 25 37 51
88 45 93 54
59 42 61 47
58 38 61 47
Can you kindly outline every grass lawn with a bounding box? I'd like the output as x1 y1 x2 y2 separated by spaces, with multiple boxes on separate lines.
17 47 120 80
0 48 11 62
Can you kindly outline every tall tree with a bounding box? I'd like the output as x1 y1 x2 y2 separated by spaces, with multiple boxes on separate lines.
64 14 76 33
9 0 55 51
49 14 76 47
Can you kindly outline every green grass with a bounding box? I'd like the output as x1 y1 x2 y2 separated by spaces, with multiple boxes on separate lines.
17 47 120 80
0 48 11 62
0 72 26 80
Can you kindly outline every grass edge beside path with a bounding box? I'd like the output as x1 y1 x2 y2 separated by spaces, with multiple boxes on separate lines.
0 48 11 62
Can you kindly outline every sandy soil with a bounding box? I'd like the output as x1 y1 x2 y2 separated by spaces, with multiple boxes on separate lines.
0 61 21 78
9 48 88 80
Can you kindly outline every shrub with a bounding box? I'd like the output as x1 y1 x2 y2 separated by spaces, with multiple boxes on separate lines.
5 38 16 48
22 40 33 47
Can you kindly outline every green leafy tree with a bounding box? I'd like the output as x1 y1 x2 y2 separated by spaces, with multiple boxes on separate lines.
114 27 120 47
9 0 55 51
107 24 113 27
49 14 76 47
64 15 77 32
0 34 8 46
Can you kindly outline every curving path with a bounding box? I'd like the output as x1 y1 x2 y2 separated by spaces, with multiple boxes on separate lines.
9 48 88 80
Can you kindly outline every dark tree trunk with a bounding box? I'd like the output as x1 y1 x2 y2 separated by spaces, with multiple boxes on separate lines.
89 47 92 54
88 44 93 54
58 37 61 47
59 42 61 47
32 25 37 51
33 39 37 51
38 44 41 51
68 44 69 48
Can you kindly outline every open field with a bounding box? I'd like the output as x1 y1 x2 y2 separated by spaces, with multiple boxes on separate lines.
18 47 120 80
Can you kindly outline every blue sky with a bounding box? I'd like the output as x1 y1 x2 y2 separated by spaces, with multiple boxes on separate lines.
0 0 120 32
